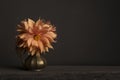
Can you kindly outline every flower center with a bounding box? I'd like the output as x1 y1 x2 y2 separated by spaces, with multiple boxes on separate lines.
34 35 40 41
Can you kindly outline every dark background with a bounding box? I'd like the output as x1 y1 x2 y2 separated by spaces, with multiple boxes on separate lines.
0 0 119 67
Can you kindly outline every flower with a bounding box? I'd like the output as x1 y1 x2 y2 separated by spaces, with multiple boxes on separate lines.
16 18 57 56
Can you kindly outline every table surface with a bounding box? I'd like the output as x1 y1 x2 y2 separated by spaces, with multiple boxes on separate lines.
1 66 120 73
1 66 120 80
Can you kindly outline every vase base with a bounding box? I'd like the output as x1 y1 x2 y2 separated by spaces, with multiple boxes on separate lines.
34 69 42 71
23 68 43 71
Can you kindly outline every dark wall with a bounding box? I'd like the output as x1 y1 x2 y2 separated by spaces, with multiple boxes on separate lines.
0 0 119 66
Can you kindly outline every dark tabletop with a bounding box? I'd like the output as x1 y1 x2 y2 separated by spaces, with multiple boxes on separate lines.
0 66 120 80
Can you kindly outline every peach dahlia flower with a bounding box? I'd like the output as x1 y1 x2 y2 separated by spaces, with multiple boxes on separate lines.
16 18 57 56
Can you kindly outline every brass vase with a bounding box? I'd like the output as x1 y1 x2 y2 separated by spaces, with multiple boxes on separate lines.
16 48 47 71
24 53 47 71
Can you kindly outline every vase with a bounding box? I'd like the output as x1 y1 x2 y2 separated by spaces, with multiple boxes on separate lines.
16 48 47 71
23 53 47 71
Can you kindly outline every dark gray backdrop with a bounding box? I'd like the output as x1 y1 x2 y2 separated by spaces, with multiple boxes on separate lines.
0 0 119 67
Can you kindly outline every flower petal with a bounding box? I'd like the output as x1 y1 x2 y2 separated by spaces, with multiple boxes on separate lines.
23 44 27 48
30 46 33 52
42 37 50 45
17 29 23 32
31 49 36 56
38 40 44 53
28 18 35 28
19 42 25 47
22 21 29 30
43 24 50 27
32 40 38 47
44 34 56 42
38 25 42 30
47 44 53 49
19 34 27 39
27 38 33 47
28 28 33 33
42 37 53 49
45 47 49 52
47 32 57 38
35 19 40 27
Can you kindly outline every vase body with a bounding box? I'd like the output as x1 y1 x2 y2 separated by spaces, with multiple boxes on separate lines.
16 48 47 71
24 54 47 71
